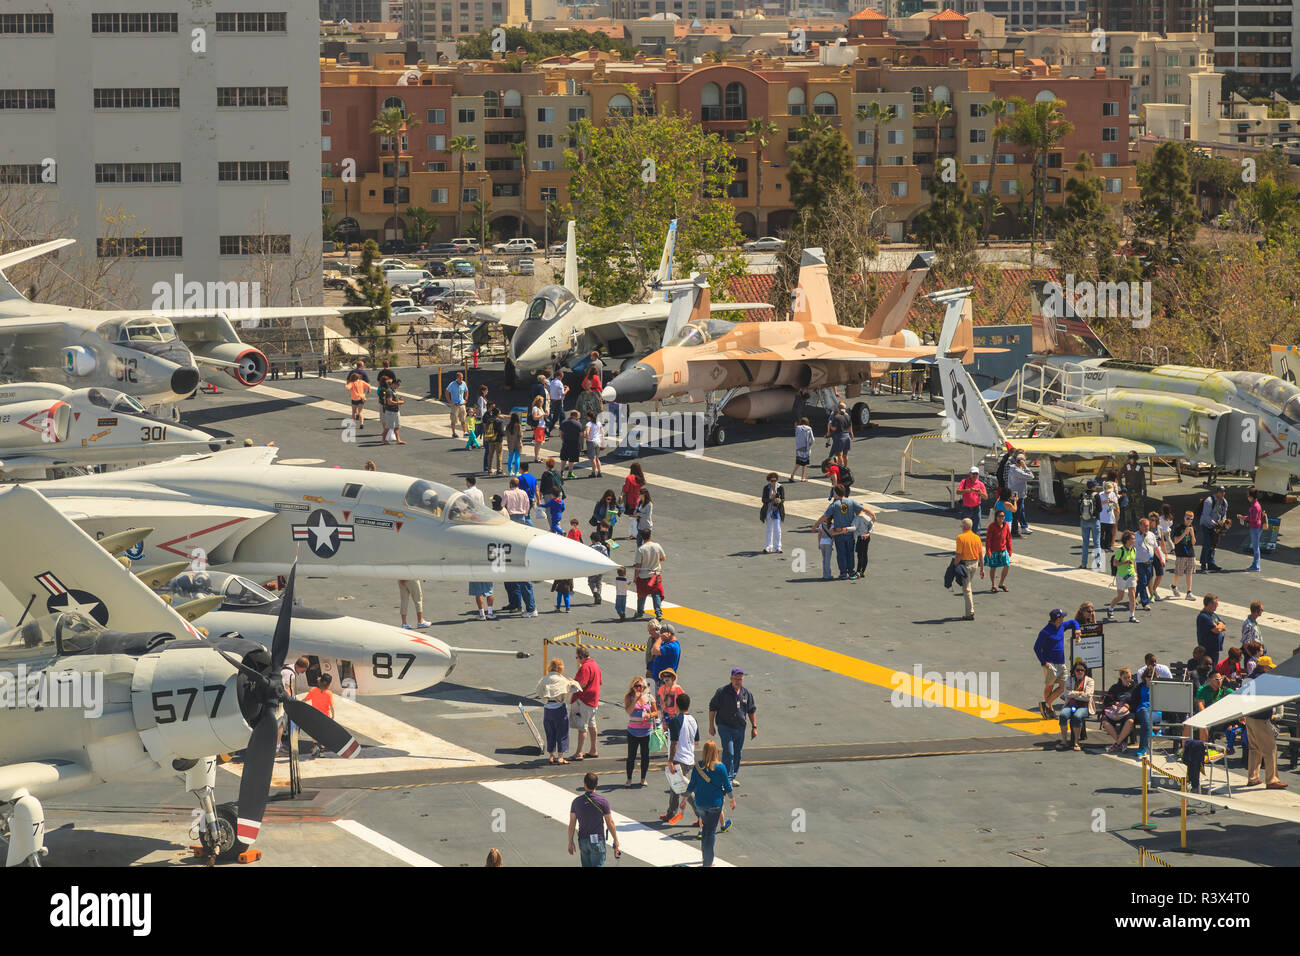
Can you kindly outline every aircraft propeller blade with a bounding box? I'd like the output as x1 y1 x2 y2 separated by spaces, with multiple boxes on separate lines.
233 708 280 847
282 698 362 758
270 564 296 673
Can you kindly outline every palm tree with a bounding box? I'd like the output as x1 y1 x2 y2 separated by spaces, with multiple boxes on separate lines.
405 206 438 246
510 139 529 238
370 106 420 244
448 135 480 237
742 118 778 235
918 99 952 171
856 101 897 195
1003 96 1074 274
979 98 1008 245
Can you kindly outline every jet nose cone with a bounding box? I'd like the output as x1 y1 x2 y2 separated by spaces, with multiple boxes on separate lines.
604 363 657 404
171 366 200 396
524 532 618 579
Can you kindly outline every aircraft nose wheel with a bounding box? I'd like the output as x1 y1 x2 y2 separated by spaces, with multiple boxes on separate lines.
199 803 247 863
707 424 727 446
851 401 870 429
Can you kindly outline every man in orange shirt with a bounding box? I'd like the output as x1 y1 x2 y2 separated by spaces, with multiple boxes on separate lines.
305 674 335 757
346 373 371 428
952 517 985 621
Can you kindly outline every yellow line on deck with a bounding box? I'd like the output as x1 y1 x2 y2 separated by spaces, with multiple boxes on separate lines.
660 605 1059 735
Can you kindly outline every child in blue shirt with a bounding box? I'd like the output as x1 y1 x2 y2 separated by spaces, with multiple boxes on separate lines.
545 492 565 533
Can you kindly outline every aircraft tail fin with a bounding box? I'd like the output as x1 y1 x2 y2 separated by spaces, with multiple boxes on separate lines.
563 221 578 296
662 274 709 348
0 238 76 303
931 288 1006 451
0 485 196 636
860 252 932 340
1029 278 1113 358
792 247 835 322
654 219 678 292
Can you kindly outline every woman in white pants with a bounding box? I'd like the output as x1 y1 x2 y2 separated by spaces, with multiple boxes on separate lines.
761 473 785 553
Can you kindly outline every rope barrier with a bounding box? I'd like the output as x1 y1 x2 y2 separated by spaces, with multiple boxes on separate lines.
1137 846 1175 868
542 629 648 673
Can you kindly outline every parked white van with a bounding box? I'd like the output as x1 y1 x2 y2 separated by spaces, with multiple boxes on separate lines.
384 269 435 288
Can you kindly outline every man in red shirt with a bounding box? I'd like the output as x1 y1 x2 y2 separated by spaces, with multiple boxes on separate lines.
569 646 602 761
958 466 988 532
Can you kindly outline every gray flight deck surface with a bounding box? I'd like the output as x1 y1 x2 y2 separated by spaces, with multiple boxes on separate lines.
41 366 1300 867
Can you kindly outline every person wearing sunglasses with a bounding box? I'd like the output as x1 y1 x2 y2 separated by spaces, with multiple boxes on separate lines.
1058 660 1095 751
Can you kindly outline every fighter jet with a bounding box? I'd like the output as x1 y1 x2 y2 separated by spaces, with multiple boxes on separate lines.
0 485 365 865
0 238 358 405
159 570 528 696
936 282 1300 496
0 382 227 478
469 221 773 386
29 446 615 582
601 248 972 444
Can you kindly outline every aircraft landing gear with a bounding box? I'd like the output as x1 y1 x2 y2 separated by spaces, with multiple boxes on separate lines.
708 424 728 446
851 401 871 429
183 757 238 864
503 360 517 390
1 791 47 867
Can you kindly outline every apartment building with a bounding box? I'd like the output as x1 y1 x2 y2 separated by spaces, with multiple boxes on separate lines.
961 0 1088 31
0 2 322 308
402 0 528 39
1213 0 1297 89
321 11 1138 244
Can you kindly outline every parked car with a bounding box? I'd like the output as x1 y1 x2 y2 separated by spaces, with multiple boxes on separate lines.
546 241 566 258
323 272 350 290
492 237 538 255
433 290 482 310
422 260 449 276
512 257 535 276
421 243 461 258
378 258 416 270
380 239 417 255
743 236 785 253
485 259 510 276
393 305 436 322
450 237 481 254
448 258 476 277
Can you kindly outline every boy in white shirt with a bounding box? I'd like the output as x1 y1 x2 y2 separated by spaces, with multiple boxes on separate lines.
614 566 629 621
660 692 700 826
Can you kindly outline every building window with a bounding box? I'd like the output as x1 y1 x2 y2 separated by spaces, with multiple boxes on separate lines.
1047 153 1062 168
462 187 479 203
972 180 988 194
217 87 288 108
381 187 410 204
493 183 520 197
1166 54 1180 67
0 89 55 110
639 89 655 116
788 87 805 116
724 82 746 121
98 236 183 258
217 160 289 182
95 162 181 184
321 162 331 176
1105 178 1122 193
485 158 518 171
0 13 54 34
568 107 586 122
856 155 869 166
457 108 476 123
968 154 989 165
430 188 449 203
93 88 180 109
540 186 558 202
1141 55 1150 67
482 90 500 118
322 188 333 205
379 134 409 152
858 130 874 146
91 13 178 33
969 128 987 143
1102 101 1119 116
214 12 287 32
381 161 411 179
813 92 837 116
322 109 332 125
0 164 49 184
1101 153 1118 166
701 83 721 122
911 86 925 105
970 102 984 118
1102 127 1118 141
537 134 554 149
1165 74 1181 88
726 181 748 198
1119 47 1134 68
321 136 331 152
427 108 445 124
887 156 904 165
428 134 446 150
887 129 904 145
890 181 907 197
608 94 633 118
426 161 448 172
997 153 1015 164
219 235 290 256
537 107 555 122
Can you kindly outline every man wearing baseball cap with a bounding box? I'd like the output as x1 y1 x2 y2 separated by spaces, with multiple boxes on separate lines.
1244 656 1288 789
709 668 757 785
1033 608 1082 719
958 466 988 532
1006 454 1035 536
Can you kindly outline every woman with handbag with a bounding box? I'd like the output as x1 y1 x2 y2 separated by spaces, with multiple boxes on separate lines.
634 488 654 546
1100 668 1137 752
590 489 620 536
529 396 547 462
1057 660 1095 750
623 677 657 787
760 473 785 554
534 660 583 764
686 739 735 867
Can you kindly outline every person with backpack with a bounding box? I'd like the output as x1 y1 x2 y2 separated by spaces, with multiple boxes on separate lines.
1171 508 1197 599
1078 479 1101 568
1103 530 1141 623
504 412 523 477
790 417 814 483
1098 481 1119 550
760 473 785 554
481 402 504 475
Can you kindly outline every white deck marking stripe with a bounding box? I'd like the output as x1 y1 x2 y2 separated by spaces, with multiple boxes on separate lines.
333 819 441 867
1266 577 1299 590
480 778 733 867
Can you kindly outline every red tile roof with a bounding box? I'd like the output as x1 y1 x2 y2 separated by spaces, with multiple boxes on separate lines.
929 8 969 20
849 7 888 19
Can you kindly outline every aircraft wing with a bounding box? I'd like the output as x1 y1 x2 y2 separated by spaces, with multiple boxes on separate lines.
0 759 94 803
1008 436 1184 459
1183 674 1300 729
686 343 935 364
466 301 527 330
0 485 199 635
1152 786 1300 825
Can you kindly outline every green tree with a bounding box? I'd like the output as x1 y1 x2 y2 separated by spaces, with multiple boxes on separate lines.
911 159 979 276
343 239 393 361
510 140 529 237
544 198 565 248
856 101 897 195
978 98 1008 244
405 206 438 245
1238 174 1298 243
787 116 854 225
917 98 952 169
742 118 778 235
1050 154 1133 288
322 205 335 241
457 27 635 61
1003 97 1074 275
1134 140 1198 264
563 112 746 306
370 106 420 244
448 135 479 237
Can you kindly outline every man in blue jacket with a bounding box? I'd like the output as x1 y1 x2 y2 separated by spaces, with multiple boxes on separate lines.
1034 608 1081 719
